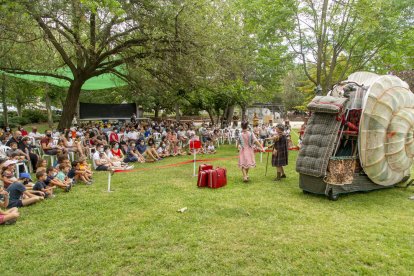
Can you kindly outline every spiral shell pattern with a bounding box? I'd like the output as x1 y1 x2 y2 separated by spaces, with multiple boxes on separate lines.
359 75 414 186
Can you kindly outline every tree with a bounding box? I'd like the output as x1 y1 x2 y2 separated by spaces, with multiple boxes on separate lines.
0 0 183 129
282 70 305 111
285 0 414 93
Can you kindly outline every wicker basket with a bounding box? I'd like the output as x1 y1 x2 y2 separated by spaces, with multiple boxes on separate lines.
324 157 356 185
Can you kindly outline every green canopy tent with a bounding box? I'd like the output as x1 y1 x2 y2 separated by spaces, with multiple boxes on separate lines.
1 67 134 123
2 67 127 90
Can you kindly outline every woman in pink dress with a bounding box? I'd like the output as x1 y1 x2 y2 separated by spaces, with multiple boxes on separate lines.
238 121 265 182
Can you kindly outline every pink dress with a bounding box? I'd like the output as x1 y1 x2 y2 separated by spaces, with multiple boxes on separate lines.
238 131 258 168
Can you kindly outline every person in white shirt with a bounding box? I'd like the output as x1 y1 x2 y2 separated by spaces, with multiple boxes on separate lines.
127 128 138 141
28 127 43 140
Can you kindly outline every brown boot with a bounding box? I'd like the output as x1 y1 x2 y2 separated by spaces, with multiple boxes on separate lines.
281 174 286 178
274 172 281 181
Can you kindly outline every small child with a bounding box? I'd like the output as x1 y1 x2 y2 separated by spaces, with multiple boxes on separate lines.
77 156 93 180
206 140 216 154
56 164 73 186
0 186 20 225
19 173 35 189
74 161 92 185
36 159 48 173
44 167 71 192
33 171 55 198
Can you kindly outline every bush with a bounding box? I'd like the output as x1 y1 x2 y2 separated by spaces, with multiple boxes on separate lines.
9 116 30 126
22 109 48 123
0 116 30 128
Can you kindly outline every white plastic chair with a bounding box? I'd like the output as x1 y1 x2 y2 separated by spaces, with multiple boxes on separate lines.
15 162 29 178
0 145 10 156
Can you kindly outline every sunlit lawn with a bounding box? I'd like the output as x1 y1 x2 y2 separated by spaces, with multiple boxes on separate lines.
1 140 414 274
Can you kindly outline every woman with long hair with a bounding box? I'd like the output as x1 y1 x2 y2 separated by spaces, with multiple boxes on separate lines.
238 121 264 182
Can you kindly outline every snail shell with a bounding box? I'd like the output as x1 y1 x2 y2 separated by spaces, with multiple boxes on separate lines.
359 75 413 186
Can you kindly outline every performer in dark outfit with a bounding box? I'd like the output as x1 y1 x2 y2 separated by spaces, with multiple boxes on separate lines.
270 124 288 181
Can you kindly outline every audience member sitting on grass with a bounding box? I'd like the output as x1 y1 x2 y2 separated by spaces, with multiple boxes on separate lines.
44 167 71 192
110 142 124 160
70 161 91 184
136 138 160 162
123 141 145 163
157 137 170 158
56 154 71 169
206 140 217 154
0 187 20 225
6 180 44 208
56 164 74 187
18 173 35 189
1 160 18 189
77 156 93 180
109 127 120 144
36 159 48 173
102 145 132 170
93 146 115 172
33 171 55 198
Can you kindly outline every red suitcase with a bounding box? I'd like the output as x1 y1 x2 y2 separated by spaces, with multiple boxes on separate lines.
208 167 227 189
199 164 213 173
198 169 211 187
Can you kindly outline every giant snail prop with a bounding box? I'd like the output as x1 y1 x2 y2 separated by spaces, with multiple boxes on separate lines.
297 72 414 200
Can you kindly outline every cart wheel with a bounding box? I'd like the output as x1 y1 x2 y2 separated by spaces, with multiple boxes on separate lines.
328 190 339 201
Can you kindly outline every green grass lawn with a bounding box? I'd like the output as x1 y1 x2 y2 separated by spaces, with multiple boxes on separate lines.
1 145 414 275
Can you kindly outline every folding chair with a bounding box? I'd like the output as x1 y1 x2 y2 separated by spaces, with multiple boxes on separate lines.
39 147 56 167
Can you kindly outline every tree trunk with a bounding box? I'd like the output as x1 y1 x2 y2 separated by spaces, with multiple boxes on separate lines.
1 73 8 128
226 105 235 123
175 102 180 122
241 105 247 122
207 109 214 124
154 105 160 119
58 79 84 130
16 102 22 117
45 90 54 129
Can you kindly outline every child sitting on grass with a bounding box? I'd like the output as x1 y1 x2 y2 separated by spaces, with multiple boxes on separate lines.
56 164 73 186
18 173 35 189
72 161 93 184
78 156 93 179
206 140 216 154
36 159 48 173
33 171 55 198
136 138 160 162
0 186 20 225
157 136 170 158
6 181 44 208
44 167 71 192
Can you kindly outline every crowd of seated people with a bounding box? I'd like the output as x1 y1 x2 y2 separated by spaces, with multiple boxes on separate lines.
0 118 294 226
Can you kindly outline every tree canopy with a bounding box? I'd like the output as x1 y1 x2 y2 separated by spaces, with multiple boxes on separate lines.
0 0 413 127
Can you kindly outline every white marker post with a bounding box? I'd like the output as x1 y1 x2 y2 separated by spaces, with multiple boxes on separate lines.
107 172 112 192
190 140 201 177
193 149 197 177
